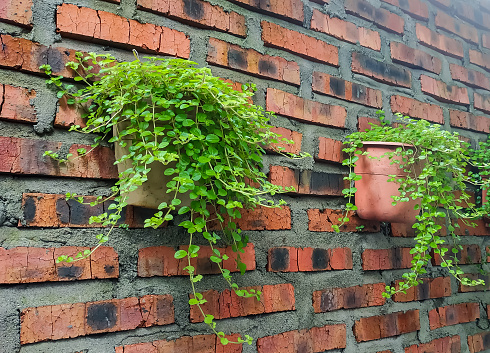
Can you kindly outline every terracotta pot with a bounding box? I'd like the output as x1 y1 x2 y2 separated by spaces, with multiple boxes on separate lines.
354 141 420 224
113 121 192 209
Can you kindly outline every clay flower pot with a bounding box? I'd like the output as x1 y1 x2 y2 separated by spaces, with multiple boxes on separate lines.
354 141 420 224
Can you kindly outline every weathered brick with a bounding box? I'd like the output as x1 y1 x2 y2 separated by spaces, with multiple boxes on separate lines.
311 9 381 50
458 274 490 292
420 75 469 105
390 42 442 74
391 95 444 124
435 11 478 44
393 277 451 302
428 0 451 9
0 246 118 284
352 52 411 88
453 2 490 30
57 4 190 58
223 206 291 231
312 72 382 108
432 245 481 266
313 283 386 312
0 137 117 179
190 283 295 322
21 295 174 344
228 0 303 23
392 219 447 237
468 331 490 352
405 335 461 353
316 137 345 163
345 0 404 34
357 116 382 132
268 247 352 272
138 244 256 277
380 0 428 20
454 218 490 236
116 334 242 353
474 92 490 114
262 21 338 66
450 64 490 90
0 0 32 26
137 0 246 37
257 324 346 353
416 24 464 59
0 84 36 123
266 88 347 128
429 303 480 330
0 34 78 77
208 38 300 85
54 96 86 128
269 127 302 154
269 165 346 196
362 248 413 270
354 310 420 342
308 209 380 233
20 193 161 228
469 50 490 72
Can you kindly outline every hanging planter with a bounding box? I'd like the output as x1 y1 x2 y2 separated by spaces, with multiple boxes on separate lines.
354 141 419 224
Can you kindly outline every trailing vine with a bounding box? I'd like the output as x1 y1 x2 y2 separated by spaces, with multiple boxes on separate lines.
41 52 308 345
335 111 487 298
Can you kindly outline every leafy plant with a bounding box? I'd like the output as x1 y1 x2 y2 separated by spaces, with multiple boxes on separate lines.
41 52 307 345
335 111 487 297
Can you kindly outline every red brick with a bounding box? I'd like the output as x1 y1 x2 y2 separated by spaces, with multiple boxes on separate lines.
316 137 345 163
21 294 174 344
190 283 295 322
393 277 451 302
312 72 382 108
268 246 352 272
469 50 490 72
311 9 380 50
54 96 86 129
262 21 338 66
390 42 442 74
454 218 490 236
0 246 118 284
257 324 346 353
0 137 117 179
416 24 464 59
390 95 443 124
308 209 381 232
138 244 255 277
313 282 386 312
420 75 469 105
405 335 461 353
231 206 291 230
474 92 490 114
354 310 420 342
20 193 163 228
117 334 242 353
228 0 303 23
392 220 447 237
57 4 190 58
268 127 302 154
429 303 480 330
362 248 413 270
357 116 382 132
428 0 451 8
435 11 478 44
269 165 346 196
352 52 411 87
380 0 428 20
208 38 300 85
450 64 490 90
345 0 404 34
0 0 32 26
137 0 246 37
453 2 490 30
432 245 481 266
468 331 490 352
0 84 36 123
482 34 490 50
266 88 346 128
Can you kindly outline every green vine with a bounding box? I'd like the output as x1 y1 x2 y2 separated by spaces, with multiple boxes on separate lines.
335 111 488 298
40 52 308 345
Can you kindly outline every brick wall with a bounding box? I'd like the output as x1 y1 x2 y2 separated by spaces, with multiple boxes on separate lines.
1 0 490 352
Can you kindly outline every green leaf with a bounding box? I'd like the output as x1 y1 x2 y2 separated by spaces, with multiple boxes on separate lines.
174 250 187 259
206 134 220 143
